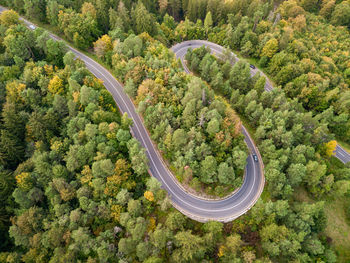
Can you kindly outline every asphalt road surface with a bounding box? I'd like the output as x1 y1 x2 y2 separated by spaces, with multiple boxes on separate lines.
171 40 350 164
0 7 266 222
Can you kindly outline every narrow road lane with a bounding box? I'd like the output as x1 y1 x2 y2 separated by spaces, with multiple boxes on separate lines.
335 145 350 164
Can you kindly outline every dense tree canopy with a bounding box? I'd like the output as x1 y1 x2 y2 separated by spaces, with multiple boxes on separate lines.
0 0 350 261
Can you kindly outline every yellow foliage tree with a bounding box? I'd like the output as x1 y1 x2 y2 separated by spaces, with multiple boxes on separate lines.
139 32 154 43
144 191 154 202
136 79 157 105
226 234 242 255
256 20 271 34
104 159 132 197
34 141 45 151
94 35 113 58
261 38 279 58
6 81 26 104
81 2 97 19
48 75 64 94
60 187 76 202
279 0 305 18
243 251 256 263
223 107 242 137
15 172 32 190
218 245 225 257
159 0 168 13
83 76 103 89
114 158 131 179
80 165 93 185
104 174 123 197
324 140 337 157
44 64 54 77
110 204 122 222
124 57 145 85
0 10 20 27
109 122 119 133
148 217 156 232
50 139 64 155
320 0 335 19
72 91 80 103
52 178 76 202
291 14 306 32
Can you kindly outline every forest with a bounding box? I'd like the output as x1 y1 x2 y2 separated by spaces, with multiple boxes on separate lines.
0 0 350 262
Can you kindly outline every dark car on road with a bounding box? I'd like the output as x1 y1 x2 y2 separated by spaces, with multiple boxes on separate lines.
253 154 258 162
250 64 256 69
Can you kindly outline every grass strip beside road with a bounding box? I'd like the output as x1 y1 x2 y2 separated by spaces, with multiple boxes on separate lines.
337 140 350 153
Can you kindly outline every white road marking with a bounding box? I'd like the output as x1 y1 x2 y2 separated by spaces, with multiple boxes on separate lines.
337 151 345 157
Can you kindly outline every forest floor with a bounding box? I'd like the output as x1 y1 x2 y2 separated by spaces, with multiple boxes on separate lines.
338 140 350 153
294 186 350 262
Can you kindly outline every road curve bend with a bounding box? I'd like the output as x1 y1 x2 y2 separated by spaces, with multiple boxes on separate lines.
171 40 350 164
65 40 265 222
1 6 263 222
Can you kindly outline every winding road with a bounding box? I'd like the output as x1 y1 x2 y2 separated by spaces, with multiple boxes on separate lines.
1 6 348 223
171 40 350 164
0 7 264 222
